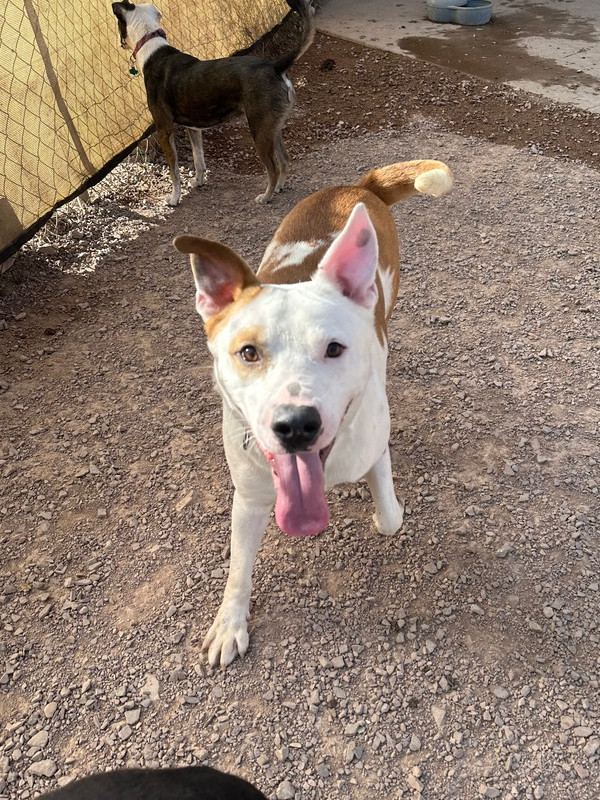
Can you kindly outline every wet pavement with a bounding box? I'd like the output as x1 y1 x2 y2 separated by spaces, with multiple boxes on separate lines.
317 0 600 111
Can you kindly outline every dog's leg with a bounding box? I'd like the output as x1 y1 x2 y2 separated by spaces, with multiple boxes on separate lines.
202 492 270 667
365 447 404 536
253 146 278 204
247 117 279 204
187 128 207 188
273 134 288 193
155 128 181 206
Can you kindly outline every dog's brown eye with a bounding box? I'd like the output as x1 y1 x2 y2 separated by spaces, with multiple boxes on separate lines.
326 342 345 358
240 345 260 363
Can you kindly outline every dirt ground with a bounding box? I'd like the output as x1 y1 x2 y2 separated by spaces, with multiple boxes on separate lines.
1 32 599 800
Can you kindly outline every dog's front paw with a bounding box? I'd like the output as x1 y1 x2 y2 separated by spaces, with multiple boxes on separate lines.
202 606 249 668
190 175 206 189
373 502 404 536
166 191 181 207
254 191 272 205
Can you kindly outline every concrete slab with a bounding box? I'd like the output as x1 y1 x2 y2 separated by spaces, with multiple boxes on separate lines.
317 0 600 111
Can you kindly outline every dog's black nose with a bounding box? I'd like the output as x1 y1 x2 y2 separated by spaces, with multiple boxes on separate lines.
271 405 322 452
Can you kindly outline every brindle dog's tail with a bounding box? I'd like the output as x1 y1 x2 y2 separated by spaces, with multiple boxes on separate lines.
356 160 454 206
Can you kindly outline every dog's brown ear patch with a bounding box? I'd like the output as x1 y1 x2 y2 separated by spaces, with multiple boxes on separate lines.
174 235 260 324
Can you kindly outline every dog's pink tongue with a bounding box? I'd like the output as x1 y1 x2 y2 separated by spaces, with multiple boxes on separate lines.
273 452 330 537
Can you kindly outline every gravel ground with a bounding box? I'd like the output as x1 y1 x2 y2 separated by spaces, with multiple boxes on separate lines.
1 34 599 800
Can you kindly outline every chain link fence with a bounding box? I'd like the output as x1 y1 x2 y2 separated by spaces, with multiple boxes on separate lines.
0 0 290 263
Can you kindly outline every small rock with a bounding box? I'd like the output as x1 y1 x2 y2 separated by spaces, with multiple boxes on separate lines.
583 737 599 757
125 709 141 725
175 490 196 513
573 763 589 779
496 542 514 558
316 762 329 778
432 704 446 731
492 686 509 700
28 759 57 778
27 730 49 748
344 742 356 763
479 785 501 798
43 702 58 720
537 347 554 358
572 726 593 738
406 774 424 792
409 734 421 751
276 747 289 763
141 674 160 701
276 779 295 800
119 724 132 740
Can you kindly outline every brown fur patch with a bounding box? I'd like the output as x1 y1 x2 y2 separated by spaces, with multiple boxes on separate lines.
258 185 400 345
228 326 271 376
205 285 263 342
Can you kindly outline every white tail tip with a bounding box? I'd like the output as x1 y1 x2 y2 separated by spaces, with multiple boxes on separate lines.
414 167 453 198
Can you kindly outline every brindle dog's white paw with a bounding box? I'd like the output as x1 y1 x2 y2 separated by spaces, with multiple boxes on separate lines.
202 606 249 668
254 191 272 204
166 192 180 207
190 175 205 189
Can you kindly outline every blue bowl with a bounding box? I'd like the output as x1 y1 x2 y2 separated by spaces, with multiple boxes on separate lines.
426 4 454 22
427 0 467 6
453 0 493 24
426 0 493 25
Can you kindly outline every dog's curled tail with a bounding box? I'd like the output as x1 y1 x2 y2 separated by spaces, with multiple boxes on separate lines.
272 0 316 73
356 160 453 207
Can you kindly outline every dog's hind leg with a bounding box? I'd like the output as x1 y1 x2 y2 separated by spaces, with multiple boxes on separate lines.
273 134 289 193
155 128 181 206
202 493 270 667
187 128 207 188
252 141 279 204
247 115 280 204
365 447 404 536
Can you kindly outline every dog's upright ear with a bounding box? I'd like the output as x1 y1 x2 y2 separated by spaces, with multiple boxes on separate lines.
112 1 135 20
174 235 260 322
315 202 378 309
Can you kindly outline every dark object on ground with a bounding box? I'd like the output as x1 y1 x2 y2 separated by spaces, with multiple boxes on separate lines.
37 765 268 800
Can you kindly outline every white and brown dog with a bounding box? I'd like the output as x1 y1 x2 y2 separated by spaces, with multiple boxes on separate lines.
112 0 314 206
174 159 453 667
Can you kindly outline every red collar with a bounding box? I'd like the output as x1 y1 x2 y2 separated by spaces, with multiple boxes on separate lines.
131 28 166 60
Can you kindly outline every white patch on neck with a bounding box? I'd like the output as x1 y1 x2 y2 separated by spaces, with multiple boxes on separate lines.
126 5 169 72
259 238 331 273
135 36 169 71
378 266 396 317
